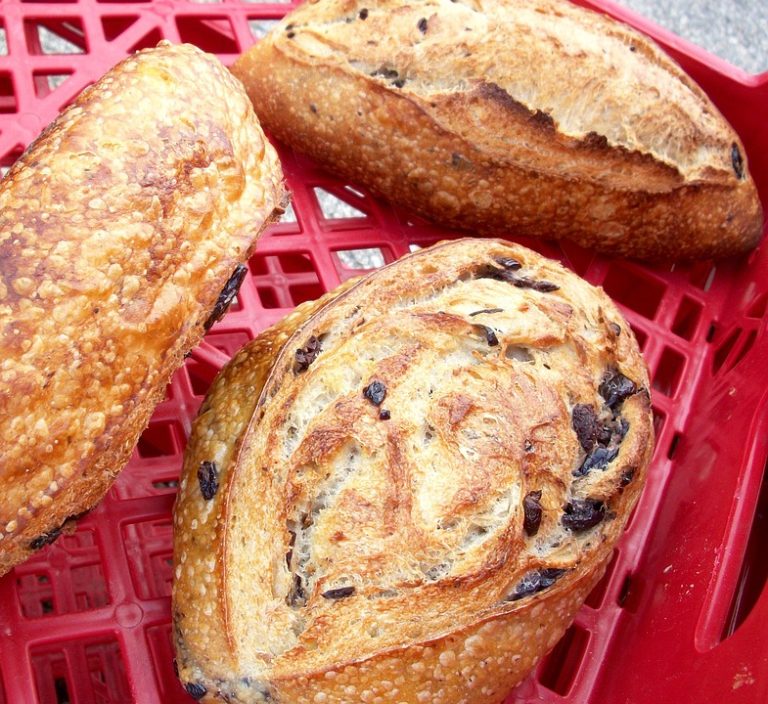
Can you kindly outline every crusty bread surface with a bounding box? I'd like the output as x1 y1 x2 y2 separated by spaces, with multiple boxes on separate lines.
232 0 763 261
173 238 654 703
0 42 284 575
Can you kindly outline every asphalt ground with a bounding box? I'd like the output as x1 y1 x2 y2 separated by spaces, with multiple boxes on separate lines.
615 0 767 75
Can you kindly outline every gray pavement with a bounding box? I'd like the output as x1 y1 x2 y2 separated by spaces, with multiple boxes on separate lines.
616 0 767 75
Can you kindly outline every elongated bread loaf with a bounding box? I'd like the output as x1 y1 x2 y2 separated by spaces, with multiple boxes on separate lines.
232 0 763 261
173 238 653 703
0 42 284 575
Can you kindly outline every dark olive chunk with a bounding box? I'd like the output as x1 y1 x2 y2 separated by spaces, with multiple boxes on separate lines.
476 263 558 292
476 263 513 282
473 323 499 346
562 500 606 532
571 404 599 451
359 8 369 20
731 143 744 179
379 409 391 421
197 461 219 501
294 336 322 373
469 308 504 317
599 370 637 409
322 586 356 599
620 467 636 487
288 573 306 607
523 490 543 536
599 416 629 447
494 256 521 271
184 682 207 700
596 423 614 446
512 276 560 293
574 446 619 477
508 568 567 601
363 380 387 406
417 17 428 32
203 264 248 331
30 528 62 551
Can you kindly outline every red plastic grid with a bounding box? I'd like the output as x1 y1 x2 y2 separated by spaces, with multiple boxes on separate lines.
0 1 766 703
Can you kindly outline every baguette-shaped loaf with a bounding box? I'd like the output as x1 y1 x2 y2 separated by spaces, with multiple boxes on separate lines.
232 0 763 261
173 238 653 703
0 42 284 575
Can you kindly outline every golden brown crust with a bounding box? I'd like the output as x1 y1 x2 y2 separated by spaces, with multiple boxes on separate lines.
0 41 285 575
274 568 601 704
173 238 653 703
232 0 763 261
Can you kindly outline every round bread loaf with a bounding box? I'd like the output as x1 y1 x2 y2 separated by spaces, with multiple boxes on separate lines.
232 0 763 261
0 42 284 575
173 238 654 703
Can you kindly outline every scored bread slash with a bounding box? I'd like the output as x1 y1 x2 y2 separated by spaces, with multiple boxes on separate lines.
172 237 654 704
0 41 284 576
231 0 763 261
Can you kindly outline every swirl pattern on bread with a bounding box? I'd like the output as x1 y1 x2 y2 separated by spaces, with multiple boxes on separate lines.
173 238 653 703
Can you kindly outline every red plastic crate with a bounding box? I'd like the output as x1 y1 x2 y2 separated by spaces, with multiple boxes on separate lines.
0 1 766 702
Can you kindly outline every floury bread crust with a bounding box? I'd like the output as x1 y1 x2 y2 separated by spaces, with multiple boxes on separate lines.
173 239 654 703
232 0 763 261
0 42 285 575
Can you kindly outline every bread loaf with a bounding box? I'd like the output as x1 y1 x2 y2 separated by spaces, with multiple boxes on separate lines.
232 0 763 261
172 238 653 703
0 42 284 575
